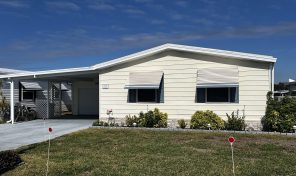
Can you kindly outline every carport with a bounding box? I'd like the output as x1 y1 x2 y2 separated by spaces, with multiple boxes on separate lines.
0 67 100 124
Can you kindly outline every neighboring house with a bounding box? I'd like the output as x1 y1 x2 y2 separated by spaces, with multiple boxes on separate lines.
0 44 277 129
0 68 72 119
274 79 296 101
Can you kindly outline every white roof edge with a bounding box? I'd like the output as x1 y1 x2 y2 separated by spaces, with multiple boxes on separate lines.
91 43 277 70
0 68 32 74
0 43 277 79
0 66 92 79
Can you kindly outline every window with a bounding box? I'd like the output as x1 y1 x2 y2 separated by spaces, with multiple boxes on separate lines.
138 89 156 102
127 75 164 103
22 90 35 101
128 89 158 103
196 87 238 103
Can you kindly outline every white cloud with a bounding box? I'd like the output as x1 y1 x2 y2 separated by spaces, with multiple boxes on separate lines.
1 23 296 68
0 0 29 8
175 1 188 7
46 1 80 11
88 3 115 10
133 0 153 3
170 13 186 20
150 19 166 25
123 8 145 15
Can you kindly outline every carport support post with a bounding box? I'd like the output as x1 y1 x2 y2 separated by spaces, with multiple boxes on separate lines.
10 80 14 124
47 81 50 119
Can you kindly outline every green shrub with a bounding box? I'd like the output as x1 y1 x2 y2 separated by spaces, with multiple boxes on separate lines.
125 108 168 128
178 119 186 129
190 110 225 130
262 92 296 132
142 110 154 127
92 120 104 126
0 151 22 174
154 108 168 128
225 112 246 131
125 115 142 127
141 108 167 128
103 122 109 127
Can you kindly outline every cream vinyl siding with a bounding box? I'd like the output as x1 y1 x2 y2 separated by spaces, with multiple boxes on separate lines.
99 51 271 121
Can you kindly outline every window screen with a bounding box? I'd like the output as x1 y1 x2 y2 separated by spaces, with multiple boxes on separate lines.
138 89 156 102
197 87 238 103
23 90 34 101
207 88 229 102
128 89 137 103
197 88 206 103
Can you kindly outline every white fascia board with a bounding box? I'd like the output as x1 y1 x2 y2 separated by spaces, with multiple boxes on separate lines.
91 44 169 70
91 43 276 70
168 44 277 62
0 68 32 74
0 67 92 79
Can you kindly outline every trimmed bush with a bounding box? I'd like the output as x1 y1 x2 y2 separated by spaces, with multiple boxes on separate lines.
92 120 104 126
190 110 225 130
153 108 168 128
125 115 142 127
0 151 22 174
178 119 186 129
262 92 296 132
125 108 168 128
225 112 246 131
142 108 168 128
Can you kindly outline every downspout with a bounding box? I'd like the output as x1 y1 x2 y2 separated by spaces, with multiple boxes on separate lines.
269 63 275 97
9 80 14 124
271 63 275 93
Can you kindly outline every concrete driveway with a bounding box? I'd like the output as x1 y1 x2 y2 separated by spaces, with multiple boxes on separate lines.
0 119 94 151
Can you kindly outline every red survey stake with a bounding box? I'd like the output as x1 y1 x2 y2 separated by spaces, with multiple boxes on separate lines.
228 136 235 144
228 136 236 176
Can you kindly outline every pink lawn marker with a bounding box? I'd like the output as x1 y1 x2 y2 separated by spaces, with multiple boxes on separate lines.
228 136 236 176
46 127 53 176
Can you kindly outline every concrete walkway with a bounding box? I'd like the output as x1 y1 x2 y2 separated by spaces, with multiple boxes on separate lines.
0 119 94 151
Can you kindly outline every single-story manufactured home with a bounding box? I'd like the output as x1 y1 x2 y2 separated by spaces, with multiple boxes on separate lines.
0 43 276 129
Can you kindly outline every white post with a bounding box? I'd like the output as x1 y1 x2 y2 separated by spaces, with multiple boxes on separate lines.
231 143 235 176
59 82 62 117
10 80 14 124
47 81 49 119
272 63 275 93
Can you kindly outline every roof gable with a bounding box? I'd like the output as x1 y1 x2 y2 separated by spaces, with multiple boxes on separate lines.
0 43 276 79
91 43 276 70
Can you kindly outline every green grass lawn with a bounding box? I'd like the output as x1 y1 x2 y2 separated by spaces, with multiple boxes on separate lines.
4 128 296 176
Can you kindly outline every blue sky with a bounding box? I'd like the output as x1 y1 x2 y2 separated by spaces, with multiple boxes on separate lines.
0 0 295 82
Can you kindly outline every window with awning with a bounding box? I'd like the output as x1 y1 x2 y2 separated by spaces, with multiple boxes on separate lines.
125 71 164 103
196 68 239 103
20 81 43 101
124 71 164 89
196 68 239 88
20 81 43 90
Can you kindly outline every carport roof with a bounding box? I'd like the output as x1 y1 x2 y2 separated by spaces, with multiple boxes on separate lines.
0 43 277 80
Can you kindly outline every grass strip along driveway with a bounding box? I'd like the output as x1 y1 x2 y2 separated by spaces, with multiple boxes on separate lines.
4 128 296 176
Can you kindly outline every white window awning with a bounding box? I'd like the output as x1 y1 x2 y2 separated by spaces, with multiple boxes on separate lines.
21 81 43 90
196 67 239 88
125 71 163 89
